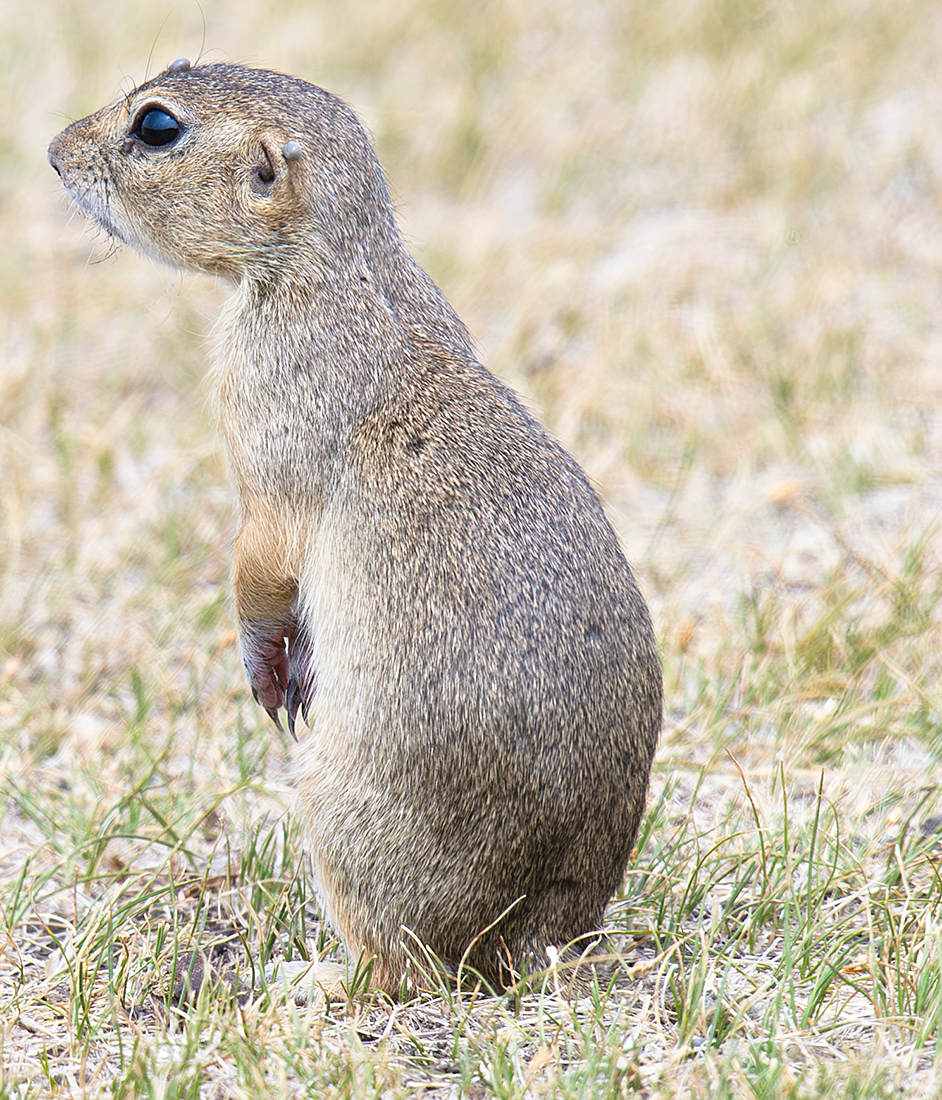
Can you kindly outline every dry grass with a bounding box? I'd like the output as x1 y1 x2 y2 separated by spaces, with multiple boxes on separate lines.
2 0 942 1095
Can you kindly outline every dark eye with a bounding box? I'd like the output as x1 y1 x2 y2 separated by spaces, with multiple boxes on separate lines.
136 109 181 146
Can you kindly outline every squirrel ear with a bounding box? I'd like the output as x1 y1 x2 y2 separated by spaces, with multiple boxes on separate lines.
282 140 303 163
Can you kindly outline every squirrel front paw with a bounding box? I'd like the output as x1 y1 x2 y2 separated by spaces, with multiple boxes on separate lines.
240 616 315 739
285 618 316 737
241 617 293 730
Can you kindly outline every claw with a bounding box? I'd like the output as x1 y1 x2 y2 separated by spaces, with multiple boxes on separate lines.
265 705 284 733
285 680 300 742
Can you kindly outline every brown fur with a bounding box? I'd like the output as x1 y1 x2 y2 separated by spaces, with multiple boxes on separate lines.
48 61 663 992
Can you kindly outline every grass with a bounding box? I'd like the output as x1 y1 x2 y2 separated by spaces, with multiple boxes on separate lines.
2 0 942 1094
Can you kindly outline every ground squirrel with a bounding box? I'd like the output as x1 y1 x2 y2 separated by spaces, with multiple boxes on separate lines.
48 60 662 993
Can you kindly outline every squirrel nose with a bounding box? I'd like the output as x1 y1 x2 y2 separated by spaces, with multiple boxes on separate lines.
47 138 63 175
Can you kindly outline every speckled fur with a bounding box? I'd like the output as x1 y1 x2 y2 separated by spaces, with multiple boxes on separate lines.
48 62 663 991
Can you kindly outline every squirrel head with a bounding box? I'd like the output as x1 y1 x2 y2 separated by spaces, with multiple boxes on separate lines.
47 61 399 284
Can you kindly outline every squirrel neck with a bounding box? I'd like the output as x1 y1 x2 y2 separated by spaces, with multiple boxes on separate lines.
211 245 472 513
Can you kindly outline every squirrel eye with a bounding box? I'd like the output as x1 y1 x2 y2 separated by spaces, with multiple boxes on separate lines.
136 109 181 146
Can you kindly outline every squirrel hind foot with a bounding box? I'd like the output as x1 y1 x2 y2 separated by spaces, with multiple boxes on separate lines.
263 958 347 1004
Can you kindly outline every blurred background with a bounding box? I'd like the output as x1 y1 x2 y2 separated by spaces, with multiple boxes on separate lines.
2 0 942 811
